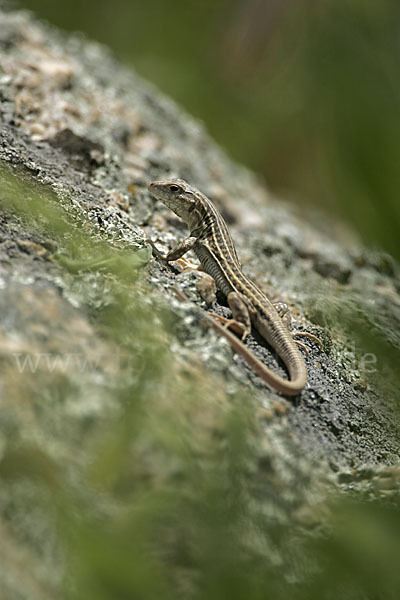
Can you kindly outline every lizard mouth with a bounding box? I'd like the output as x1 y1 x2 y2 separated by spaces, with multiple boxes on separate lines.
147 179 184 208
147 178 194 221
147 182 179 215
147 180 172 202
147 181 162 196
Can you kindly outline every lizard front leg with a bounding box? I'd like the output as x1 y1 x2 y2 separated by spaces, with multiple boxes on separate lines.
150 236 217 304
148 236 198 262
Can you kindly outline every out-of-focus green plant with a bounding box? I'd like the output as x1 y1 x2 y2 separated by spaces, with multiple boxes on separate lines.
303 497 400 600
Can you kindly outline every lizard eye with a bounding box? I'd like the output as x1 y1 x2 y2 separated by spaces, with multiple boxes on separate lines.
169 184 180 193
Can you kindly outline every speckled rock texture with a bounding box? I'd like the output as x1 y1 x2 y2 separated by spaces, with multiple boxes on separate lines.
0 3 400 598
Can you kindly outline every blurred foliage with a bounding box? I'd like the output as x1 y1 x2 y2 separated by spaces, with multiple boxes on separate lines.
20 0 400 261
1 166 400 599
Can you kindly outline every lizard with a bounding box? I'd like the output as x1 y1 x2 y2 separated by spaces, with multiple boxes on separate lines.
147 178 317 396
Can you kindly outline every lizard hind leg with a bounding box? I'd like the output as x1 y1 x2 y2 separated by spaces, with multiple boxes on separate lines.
273 301 289 318
226 291 252 341
273 301 291 327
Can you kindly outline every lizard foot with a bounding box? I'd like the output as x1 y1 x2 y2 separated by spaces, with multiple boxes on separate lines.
208 313 250 341
292 331 323 350
295 340 309 357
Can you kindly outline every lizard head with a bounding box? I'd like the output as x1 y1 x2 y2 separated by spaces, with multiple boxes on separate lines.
148 178 205 228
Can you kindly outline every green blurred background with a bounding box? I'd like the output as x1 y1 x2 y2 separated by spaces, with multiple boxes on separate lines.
21 0 400 261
